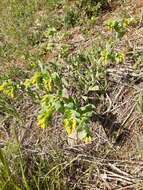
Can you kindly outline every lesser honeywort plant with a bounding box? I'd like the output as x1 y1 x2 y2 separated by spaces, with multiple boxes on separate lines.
0 67 94 144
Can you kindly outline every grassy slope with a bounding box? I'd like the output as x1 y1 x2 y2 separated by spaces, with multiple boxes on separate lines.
0 0 143 189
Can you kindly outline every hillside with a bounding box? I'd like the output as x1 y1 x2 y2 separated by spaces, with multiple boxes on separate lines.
0 0 143 189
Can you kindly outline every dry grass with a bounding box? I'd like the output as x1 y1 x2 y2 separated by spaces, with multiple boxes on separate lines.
0 0 143 189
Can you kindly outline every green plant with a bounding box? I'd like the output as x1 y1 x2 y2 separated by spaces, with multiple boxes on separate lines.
107 17 136 39
0 64 94 143
60 44 71 58
0 80 19 98
64 8 79 27
43 26 57 38
79 0 111 15
23 68 94 143
100 43 125 65
0 137 69 190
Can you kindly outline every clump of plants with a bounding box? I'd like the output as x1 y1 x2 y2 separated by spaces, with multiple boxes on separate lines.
0 68 94 143
107 17 136 39
79 0 111 16
0 14 132 144
64 0 112 27
0 0 135 147
64 8 79 27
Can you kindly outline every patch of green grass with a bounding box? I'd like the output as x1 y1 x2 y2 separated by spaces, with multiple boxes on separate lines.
0 0 64 64
0 139 69 190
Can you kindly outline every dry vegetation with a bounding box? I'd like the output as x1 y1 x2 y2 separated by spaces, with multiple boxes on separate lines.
0 0 143 189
